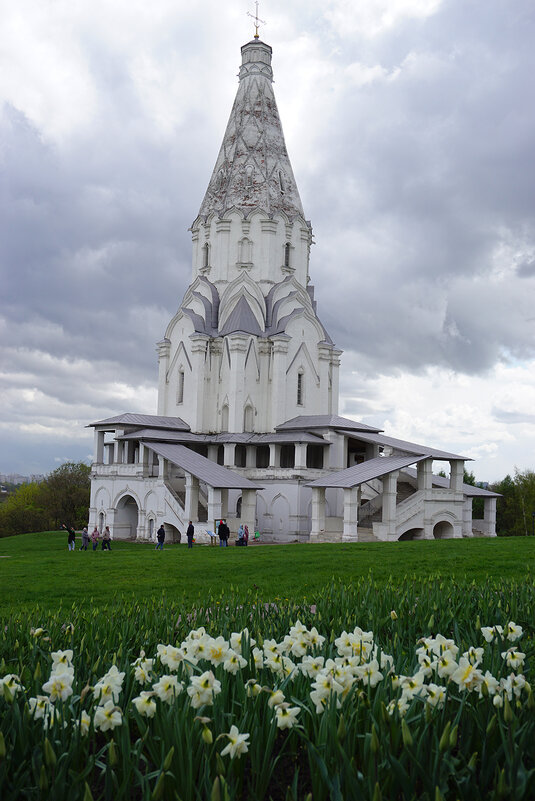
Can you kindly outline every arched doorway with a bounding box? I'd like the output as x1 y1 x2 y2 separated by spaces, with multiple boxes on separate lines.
115 495 139 539
433 520 454 539
398 528 425 541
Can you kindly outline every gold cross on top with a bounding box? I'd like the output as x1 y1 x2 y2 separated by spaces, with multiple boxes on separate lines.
247 1 266 39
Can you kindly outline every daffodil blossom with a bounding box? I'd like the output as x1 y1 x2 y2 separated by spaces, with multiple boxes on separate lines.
42 671 74 702
275 703 300 729
207 636 231 666
220 725 250 759
426 684 446 709
51 650 74 670
29 695 54 720
506 622 523 642
481 625 503 643
223 650 247 674
94 701 123 732
451 658 483 692
501 649 526 670
132 691 157 718
77 710 91 736
152 675 183 703
187 671 221 708
267 689 285 708
0 674 23 697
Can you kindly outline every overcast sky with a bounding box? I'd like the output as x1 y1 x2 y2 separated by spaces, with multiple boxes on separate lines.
1 0 534 481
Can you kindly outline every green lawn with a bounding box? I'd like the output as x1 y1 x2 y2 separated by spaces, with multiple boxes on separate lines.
1 531 534 613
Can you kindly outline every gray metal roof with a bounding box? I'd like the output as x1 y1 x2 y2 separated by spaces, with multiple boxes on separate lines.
146 442 263 490
402 467 501 497
306 455 427 489
89 413 190 431
118 428 328 445
343 430 470 461
219 296 263 337
276 415 382 433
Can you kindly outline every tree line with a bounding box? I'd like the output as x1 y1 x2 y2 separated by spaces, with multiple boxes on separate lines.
0 462 90 538
0 461 534 538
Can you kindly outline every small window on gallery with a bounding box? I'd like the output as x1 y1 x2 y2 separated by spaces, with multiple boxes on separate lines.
297 372 304 406
177 370 185 404
284 242 291 268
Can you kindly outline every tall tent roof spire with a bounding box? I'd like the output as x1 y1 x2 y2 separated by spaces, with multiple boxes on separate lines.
197 39 305 221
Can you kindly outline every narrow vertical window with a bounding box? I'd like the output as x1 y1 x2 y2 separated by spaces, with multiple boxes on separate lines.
203 243 209 269
279 170 285 193
284 242 291 268
297 372 304 406
177 370 184 404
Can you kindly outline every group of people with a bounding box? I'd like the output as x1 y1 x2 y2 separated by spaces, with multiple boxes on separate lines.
155 521 195 550
62 523 112 551
216 520 249 546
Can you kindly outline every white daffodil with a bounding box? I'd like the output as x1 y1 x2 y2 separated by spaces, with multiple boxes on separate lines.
187 671 221 707
399 670 426 699
223 650 247 675
51 650 74 670
289 620 307 638
387 696 410 717
436 653 458 679
246 679 262 698
94 701 123 732
307 627 326 649
355 659 383 689
426 684 446 709
506 622 523 642
134 659 154 685
0 674 23 698
132 692 157 718
42 671 74 702
300 655 325 678
78 710 91 736
451 657 483 692
252 647 265 669
432 635 459 659
267 689 285 708
502 673 526 700
309 688 329 714
275 703 300 729
417 653 436 676
230 628 255 655
152 675 183 704
220 725 250 759
478 671 500 697
493 693 504 708
501 649 526 670
462 646 484 665
481 625 503 643
29 695 54 720
207 636 231 667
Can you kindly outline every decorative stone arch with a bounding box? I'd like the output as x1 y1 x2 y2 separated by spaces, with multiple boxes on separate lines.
286 343 321 387
114 493 140 540
432 520 455 539
243 398 255 432
398 528 425 541
221 396 230 432
271 494 290 541
284 307 329 346
94 486 111 511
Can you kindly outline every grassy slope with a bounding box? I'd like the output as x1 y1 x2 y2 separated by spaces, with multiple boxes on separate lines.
1 532 535 613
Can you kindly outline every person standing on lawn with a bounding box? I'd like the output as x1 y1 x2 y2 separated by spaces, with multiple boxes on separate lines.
218 520 229 547
80 526 89 551
62 523 76 552
102 526 112 551
156 524 165 550
187 521 195 548
91 527 100 551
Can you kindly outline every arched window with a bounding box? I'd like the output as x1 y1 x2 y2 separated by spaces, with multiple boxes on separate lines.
202 243 210 269
221 404 229 432
246 165 254 188
297 372 304 406
284 242 291 268
279 171 285 193
239 237 252 263
177 369 185 405
244 404 254 432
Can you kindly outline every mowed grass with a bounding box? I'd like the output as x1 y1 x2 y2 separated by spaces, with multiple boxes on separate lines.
1 531 535 613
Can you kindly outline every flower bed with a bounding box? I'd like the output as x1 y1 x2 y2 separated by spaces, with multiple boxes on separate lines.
0 578 534 800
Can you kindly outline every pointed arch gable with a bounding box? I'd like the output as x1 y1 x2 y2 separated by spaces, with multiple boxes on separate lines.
286 342 320 385
167 340 193 381
244 338 260 380
219 274 266 328
219 338 232 379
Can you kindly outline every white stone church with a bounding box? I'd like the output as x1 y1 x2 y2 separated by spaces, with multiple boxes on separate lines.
88 36 498 544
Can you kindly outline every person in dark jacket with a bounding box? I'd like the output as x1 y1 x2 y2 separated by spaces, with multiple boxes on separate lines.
156 524 165 550
187 521 194 548
218 520 229 547
62 523 76 552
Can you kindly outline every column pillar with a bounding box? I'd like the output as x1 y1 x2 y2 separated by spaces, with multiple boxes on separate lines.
208 487 223 527
342 486 359 542
295 442 307 470
270 336 290 429
484 497 497 537
228 334 249 432
94 430 105 463
310 487 326 542
223 443 236 466
189 334 209 431
417 459 433 491
208 445 219 462
449 460 464 492
156 339 170 416
185 473 200 521
245 446 256 468
269 443 281 467
382 471 399 534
